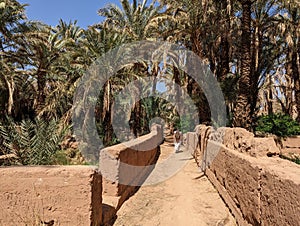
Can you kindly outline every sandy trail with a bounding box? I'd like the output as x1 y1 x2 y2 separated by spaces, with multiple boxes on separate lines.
113 137 237 226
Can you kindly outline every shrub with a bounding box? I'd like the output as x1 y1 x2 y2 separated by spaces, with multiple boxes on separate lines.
280 154 300 165
255 114 300 137
0 117 69 165
179 114 196 134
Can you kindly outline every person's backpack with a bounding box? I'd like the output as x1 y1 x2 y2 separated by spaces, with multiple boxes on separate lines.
175 131 181 140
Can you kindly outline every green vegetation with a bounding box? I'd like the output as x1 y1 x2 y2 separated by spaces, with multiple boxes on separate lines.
0 0 300 165
255 114 300 137
173 115 195 134
0 118 69 165
280 154 300 165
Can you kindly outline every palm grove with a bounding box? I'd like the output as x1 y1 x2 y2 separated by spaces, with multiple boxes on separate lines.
0 0 299 165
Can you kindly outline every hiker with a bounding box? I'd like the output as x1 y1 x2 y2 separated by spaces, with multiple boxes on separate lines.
173 128 182 153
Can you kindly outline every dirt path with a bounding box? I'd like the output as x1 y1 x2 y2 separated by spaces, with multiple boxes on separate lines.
113 137 237 226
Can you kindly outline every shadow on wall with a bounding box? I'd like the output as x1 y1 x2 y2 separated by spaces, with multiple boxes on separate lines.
187 125 300 226
100 124 163 225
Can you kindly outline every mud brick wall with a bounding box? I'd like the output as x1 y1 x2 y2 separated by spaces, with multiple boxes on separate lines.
99 124 163 209
0 166 102 226
188 126 300 226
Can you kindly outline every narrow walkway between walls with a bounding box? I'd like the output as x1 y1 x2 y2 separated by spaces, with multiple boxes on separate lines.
113 136 237 226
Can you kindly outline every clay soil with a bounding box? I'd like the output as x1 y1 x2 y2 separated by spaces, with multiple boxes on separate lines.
113 136 237 226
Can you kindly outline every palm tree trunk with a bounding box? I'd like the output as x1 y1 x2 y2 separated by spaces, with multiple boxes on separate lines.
102 81 113 145
286 49 296 117
267 75 273 115
250 22 262 116
219 35 230 81
233 0 253 130
5 75 14 116
151 62 159 95
292 50 300 122
173 65 181 113
37 67 47 112
217 0 230 81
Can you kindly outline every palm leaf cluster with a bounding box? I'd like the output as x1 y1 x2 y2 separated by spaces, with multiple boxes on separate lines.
0 0 299 164
0 118 68 165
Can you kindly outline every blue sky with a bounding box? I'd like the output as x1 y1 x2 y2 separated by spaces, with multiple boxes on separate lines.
18 0 120 28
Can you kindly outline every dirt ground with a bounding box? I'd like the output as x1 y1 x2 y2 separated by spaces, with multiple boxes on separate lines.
113 137 237 226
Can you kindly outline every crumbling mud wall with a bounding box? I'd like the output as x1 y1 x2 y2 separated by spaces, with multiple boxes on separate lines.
99 124 163 224
187 125 300 226
280 136 300 160
0 124 164 226
0 166 102 226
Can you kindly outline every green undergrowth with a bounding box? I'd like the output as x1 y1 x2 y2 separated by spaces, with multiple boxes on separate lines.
279 154 300 165
255 114 300 137
0 117 87 166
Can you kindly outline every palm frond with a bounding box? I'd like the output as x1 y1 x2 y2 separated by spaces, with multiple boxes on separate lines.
0 118 69 165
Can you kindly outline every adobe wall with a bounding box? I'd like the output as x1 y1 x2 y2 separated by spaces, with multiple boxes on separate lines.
280 136 300 159
187 126 300 226
0 166 102 226
0 124 163 226
99 124 163 224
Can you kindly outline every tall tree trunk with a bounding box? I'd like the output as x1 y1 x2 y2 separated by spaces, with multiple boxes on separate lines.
36 67 47 113
267 74 273 115
102 81 113 145
5 75 14 116
289 5 300 122
217 0 230 82
133 100 142 137
250 22 262 116
129 63 145 138
189 29 211 123
218 35 230 81
292 50 300 122
151 62 159 95
233 0 253 130
173 65 181 113
286 49 295 117
133 73 144 137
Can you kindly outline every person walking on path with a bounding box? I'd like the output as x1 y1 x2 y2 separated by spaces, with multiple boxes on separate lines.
173 128 182 153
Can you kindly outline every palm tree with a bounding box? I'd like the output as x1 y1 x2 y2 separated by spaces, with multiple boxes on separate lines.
98 0 163 41
280 1 300 121
233 0 253 130
0 117 68 165
157 0 232 124
257 0 300 121
14 20 86 120
0 0 28 47
83 26 126 62
82 26 130 145
96 0 164 138
0 0 29 117
250 0 283 117
38 20 85 120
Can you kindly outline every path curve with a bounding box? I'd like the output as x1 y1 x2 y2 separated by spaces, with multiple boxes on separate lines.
113 137 237 226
